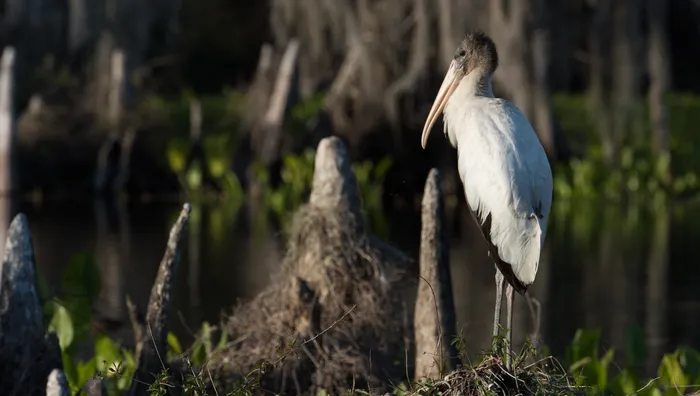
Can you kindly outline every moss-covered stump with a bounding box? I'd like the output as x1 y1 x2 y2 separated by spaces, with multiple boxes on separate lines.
208 136 413 394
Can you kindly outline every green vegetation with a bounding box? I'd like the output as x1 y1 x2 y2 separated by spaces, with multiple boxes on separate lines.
144 91 700 217
43 262 700 396
552 93 700 205
252 148 393 232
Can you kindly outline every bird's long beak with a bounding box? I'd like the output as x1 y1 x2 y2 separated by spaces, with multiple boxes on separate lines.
421 60 462 149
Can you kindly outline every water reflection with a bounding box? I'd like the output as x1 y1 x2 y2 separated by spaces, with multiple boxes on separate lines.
19 196 695 376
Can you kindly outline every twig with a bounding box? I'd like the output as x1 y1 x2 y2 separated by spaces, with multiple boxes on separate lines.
207 365 220 396
299 304 356 348
630 377 659 395
418 274 445 375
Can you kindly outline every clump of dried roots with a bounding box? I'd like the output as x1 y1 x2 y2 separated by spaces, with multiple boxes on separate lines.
208 202 412 395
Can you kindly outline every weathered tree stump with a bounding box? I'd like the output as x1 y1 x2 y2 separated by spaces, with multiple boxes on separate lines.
210 136 412 395
128 203 191 395
0 214 62 395
0 204 190 395
413 168 459 379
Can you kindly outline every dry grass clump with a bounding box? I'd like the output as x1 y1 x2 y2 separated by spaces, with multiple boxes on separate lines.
408 348 582 396
207 203 413 395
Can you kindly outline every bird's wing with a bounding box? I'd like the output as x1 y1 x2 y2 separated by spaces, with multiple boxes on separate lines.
455 99 552 289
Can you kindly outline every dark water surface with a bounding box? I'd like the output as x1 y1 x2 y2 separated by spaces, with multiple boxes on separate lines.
19 197 700 377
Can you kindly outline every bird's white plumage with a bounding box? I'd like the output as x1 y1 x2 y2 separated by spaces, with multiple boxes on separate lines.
443 76 553 286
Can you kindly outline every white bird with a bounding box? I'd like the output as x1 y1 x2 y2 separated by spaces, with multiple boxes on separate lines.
420 31 553 369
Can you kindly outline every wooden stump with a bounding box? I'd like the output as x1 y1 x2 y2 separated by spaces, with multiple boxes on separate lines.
414 168 459 379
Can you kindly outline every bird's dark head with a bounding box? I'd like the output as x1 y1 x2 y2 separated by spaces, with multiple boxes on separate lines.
420 30 498 149
454 31 499 77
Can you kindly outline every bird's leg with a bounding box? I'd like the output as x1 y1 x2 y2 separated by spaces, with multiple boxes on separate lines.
492 266 504 340
505 283 515 370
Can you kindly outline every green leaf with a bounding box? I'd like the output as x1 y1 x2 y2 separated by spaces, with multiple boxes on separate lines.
677 347 700 384
596 348 615 389
168 332 183 355
35 267 52 303
76 357 96 388
201 321 213 357
191 341 206 367
647 388 663 396
567 328 601 366
95 334 121 368
166 138 189 173
217 330 228 350
61 351 78 390
117 349 136 390
609 369 640 395
658 353 687 391
48 303 74 351
625 324 646 370
62 253 100 302
185 162 203 190
373 157 393 180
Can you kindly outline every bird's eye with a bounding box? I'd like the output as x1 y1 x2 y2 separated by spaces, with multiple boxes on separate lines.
458 50 466 57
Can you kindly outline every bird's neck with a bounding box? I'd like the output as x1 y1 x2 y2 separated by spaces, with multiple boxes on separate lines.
459 68 494 98
442 69 494 148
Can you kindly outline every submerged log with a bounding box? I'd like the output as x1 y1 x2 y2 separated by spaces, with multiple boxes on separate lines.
414 168 459 379
128 203 191 395
0 214 62 395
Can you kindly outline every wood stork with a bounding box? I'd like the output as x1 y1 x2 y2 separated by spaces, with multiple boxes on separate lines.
420 31 553 369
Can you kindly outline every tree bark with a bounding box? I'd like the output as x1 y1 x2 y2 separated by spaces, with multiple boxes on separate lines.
129 204 191 395
647 0 671 158
0 48 16 196
612 0 644 144
414 169 459 379
489 0 557 159
587 0 615 164
258 39 300 167
0 214 62 395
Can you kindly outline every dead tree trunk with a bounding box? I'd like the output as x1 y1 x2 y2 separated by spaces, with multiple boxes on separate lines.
0 48 16 255
646 0 671 159
257 39 301 168
384 0 430 134
530 0 558 162
0 214 62 395
94 49 127 193
414 169 459 379
0 48 16 197
93 198 127 326
489 0 556 160
644 205 670 376
612 0 644 144
588 0 615 164
128 204 191 395
0 207 190 394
